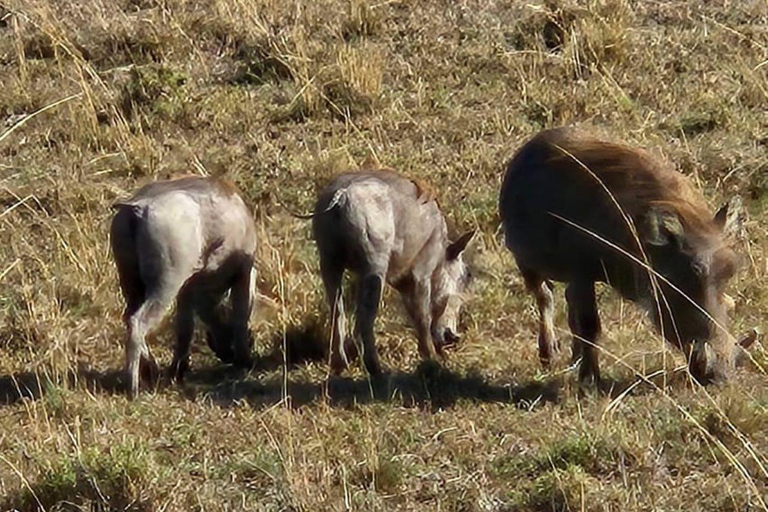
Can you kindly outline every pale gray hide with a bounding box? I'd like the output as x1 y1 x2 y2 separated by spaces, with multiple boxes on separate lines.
500 127 746 386
312 170 475 376
110 176 257 398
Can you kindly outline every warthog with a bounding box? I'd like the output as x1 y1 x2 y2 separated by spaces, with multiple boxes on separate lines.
500 127 748 385
110 176 257 398
311 169 475 375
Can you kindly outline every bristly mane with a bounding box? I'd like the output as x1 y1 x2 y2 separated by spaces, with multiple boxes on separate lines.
354 162 438 205
538 128 719 241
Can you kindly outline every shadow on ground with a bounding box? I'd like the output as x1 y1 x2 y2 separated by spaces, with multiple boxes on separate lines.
0 355 685 412
0 359 561 412
184 361 562 411
0 322 683 411
0 366 125 406
179 323 563 411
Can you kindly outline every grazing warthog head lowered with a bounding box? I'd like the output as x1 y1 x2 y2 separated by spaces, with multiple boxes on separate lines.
431 230 476 347
641 198 747 382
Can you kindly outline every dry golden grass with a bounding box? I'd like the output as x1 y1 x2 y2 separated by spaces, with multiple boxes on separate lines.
0 0 767 510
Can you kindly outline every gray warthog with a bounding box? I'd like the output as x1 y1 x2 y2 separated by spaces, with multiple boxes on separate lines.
311 169 475 375
110 176 257 398
500 127 748 385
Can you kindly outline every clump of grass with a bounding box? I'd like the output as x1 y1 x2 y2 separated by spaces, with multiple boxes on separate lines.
94 22 167 67
342 0 381 41
6 441 158 511
352 455 403 493
216 449 284 494
748 169 768 205
676 109 727 137
325 43 383 119
494 430 636 479
120 64 187 121
120 0 161 12
560 0 635 77
506 464 601 512
231 39 295 85
0 315 49 352
508 0 633 74
21 30 57 60
698 393 768 449
0 5 9 28
737 63 768 108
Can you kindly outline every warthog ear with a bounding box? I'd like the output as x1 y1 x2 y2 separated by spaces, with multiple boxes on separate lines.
447 230 476 260
645 206 684 247
360 154 380 170
714 196 745 241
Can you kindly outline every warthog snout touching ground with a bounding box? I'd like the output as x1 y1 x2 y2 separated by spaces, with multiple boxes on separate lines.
500 127 748 386
311 169 475 376
110 176 257 398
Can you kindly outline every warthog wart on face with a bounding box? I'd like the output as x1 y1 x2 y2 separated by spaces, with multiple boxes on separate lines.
500 127 746 386
310 168 475 376
110 176 257 398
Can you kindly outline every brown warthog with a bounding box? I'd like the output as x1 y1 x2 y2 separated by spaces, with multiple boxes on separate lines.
311 169 475 376
500 127 747 385
110 176 257 398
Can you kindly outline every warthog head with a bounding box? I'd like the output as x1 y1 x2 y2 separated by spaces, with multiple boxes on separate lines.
642 198 746 383
431 230 476 347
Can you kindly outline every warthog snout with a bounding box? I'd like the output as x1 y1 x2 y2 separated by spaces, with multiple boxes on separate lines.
443 328 461 345
689 329 758 384
431 235 475 349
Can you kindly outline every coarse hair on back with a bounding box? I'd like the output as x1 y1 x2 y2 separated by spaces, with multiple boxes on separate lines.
535 127 718 239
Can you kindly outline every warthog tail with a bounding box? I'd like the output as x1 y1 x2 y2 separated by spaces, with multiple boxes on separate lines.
277 189 347 219
111 201 141 212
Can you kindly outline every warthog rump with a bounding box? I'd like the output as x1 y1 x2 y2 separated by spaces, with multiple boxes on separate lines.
110 176 257 398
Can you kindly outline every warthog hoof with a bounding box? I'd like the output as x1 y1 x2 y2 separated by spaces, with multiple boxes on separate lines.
139 355 160 386
363 355 383 377
206 330 235 364
233 355 254 371
169 357 189 383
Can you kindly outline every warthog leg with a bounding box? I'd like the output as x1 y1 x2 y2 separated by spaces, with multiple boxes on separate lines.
402 277 438 361
170 287 195 382
126 295 174 399
229 259 255 368
356 273 384 376
190 288 234 364
521 269 557 367
126 228 198 398
321 259 349 375
111 207 158 399
566 281 601 387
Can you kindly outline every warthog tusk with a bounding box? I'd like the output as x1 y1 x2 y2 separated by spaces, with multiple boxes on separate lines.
739 328 760 349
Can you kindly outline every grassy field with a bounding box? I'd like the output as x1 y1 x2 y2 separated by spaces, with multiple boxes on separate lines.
0 0 767 510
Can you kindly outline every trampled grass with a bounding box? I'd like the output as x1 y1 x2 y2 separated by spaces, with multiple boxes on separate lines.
0 0 767 510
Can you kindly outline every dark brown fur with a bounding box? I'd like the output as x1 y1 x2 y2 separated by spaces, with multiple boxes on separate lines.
500 127 743 385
